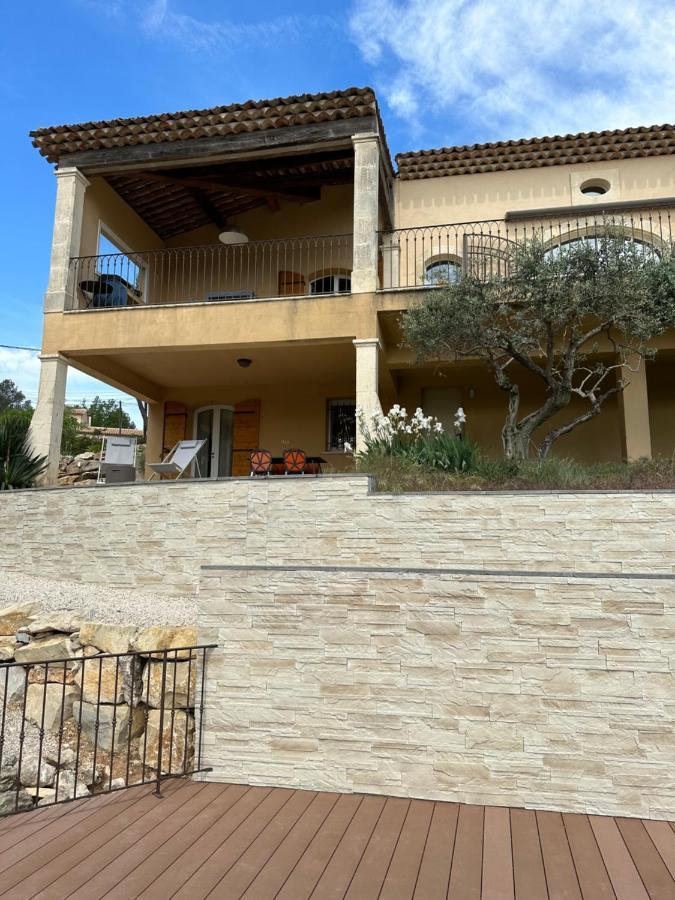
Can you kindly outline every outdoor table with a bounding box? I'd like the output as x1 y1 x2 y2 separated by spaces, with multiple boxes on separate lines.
270 456 326 475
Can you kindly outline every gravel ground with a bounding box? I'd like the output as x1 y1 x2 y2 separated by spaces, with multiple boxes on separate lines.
0 572 196 626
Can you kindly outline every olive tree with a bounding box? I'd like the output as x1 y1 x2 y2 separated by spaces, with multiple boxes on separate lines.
402 231 675 460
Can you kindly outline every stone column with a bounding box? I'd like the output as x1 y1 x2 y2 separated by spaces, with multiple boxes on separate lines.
354 338 383 452
618 354 652 460
351 133 380 294
28 355 68 485
44 167 90 312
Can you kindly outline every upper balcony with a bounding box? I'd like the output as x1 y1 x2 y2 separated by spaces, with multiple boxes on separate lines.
64 201 674 314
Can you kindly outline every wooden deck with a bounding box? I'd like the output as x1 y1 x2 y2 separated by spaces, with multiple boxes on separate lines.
0 780 673 898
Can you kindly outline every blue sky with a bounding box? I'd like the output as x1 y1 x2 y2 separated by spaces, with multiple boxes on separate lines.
1 0 673 422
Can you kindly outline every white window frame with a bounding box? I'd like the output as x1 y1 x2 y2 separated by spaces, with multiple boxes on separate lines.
96 221 148 304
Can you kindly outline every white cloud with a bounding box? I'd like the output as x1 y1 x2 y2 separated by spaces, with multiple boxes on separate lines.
140 1 331 54
349 0 675 142
0 349 140 424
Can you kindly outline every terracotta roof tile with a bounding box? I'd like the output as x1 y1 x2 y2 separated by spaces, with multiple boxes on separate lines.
31 87 381 164
396 124 675 179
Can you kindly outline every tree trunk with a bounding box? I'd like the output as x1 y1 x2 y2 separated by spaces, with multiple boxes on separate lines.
501 385 528 459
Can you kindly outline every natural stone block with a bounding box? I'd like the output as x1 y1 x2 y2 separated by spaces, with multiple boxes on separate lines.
78 623 138 655
75 655 143 705
0 602 39 636
19 758 56 788
142 659 196 708
145 709 194 774
24 683 79 731
72 700 146 750
14 635 73 664
0 636 16 661
132 626 198 659
0 789 33 814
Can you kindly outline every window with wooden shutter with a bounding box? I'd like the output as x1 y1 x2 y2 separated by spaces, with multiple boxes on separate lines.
162 401 187 456
278 270 305 296
231 399 261 476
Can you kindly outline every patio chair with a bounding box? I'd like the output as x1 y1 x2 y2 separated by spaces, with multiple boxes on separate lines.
249 449 273 476
283 448 307 475
147 439 206 480
97 435 137 484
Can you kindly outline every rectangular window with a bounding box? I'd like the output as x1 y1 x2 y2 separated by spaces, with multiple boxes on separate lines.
326 399 356 451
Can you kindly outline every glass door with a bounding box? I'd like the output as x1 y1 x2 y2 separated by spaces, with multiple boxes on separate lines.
193 406 234 478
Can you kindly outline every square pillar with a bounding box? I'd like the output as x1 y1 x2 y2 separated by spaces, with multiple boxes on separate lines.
354 338 383 452
618 354 652 460
28 355 68 485
351 133 380 294
45 167 90 312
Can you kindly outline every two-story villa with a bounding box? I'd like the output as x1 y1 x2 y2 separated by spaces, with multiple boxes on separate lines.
28 87 675 482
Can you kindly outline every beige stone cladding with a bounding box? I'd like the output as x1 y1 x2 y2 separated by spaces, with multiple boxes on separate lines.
198 565 675 820
1 476 675 594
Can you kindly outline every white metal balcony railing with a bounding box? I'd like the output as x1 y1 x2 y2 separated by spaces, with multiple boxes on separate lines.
67 234 353 310
379 204 674 290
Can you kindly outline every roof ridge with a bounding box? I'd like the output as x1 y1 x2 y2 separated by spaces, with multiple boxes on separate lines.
396 123 675 161
30 86 375 138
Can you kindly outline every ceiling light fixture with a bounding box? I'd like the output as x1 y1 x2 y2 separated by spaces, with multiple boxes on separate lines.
218 225 248 245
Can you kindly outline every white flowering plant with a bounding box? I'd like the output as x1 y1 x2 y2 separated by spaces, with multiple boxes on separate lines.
355 405 476 473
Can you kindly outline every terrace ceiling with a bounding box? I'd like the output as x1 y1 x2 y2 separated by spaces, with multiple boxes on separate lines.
102 147 356 240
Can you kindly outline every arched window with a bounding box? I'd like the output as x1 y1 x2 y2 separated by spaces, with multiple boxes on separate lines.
543 234 661 262
424 257 461 285
309 274 351 294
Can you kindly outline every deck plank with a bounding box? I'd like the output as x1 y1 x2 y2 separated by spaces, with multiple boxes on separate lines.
309 794 387 899
58 782 239 899
413 802 459 899
537 810 582 900
136 785 274 899
615 817 674 900
345 797 410 899
447 803 484 900
481 806 514 900
561 813 614 900
510 808 548 900
0 784 166 893
0 780 672 900
643 819 675 880
205 789 318 898
275 793 363 900
241 791 340 899
379 799 434 900
589 815 650 900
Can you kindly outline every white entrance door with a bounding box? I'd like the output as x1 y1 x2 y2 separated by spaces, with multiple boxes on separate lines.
193 406 234 478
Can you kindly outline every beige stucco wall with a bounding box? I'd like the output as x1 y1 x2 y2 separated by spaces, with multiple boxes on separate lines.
79 176 163 257
395 156 675 228
199 564 675 819
1 477 674 594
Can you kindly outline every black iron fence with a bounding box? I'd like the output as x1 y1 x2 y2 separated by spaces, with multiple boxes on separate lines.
379 205 675 289
68 234 353 310
0 644 216 816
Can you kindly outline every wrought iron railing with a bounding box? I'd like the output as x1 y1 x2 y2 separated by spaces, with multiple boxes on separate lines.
0 644 215 816
379 205 675 289
68 234 353 310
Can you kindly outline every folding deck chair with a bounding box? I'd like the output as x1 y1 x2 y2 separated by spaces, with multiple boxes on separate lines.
147 439 206 480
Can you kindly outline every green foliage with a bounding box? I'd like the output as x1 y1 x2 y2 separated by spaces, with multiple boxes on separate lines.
360 452 675 494
60 411 100 456
86 396 135 429
0 379 32 413
0 410 46 489
402 229 675 460
356 405 476 474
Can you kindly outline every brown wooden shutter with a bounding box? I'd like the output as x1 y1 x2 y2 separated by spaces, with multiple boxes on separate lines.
162 401 188 457
278 270 305 296
231 398 261 476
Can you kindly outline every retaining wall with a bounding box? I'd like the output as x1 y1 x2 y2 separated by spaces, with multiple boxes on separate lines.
199 564 675 819
1 476 674 593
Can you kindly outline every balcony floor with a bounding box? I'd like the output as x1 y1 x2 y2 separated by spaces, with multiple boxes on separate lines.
0 779 673 898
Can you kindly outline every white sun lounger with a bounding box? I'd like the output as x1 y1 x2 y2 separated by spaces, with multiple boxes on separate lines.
97 435 137 484
147 439 206 480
